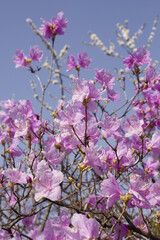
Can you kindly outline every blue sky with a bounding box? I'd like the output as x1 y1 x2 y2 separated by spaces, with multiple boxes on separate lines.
1 0 160 116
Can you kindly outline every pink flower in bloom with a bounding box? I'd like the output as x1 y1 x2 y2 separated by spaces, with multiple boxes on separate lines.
66 51 92 71
124 114 144 138
0 99 43 142
84 194 100 209
71 213 100 240
84 147 103 176
112 219 128 240
145 65 157 86
98 148 114 173
13 49 28 68
147 179 160 207
28 217 79 240
56 101 84 127
42 135 64 168
13 46 43 68
7 191 17 206
100 172 122 208
116 140 135 168
28 227 46 240
48 211 79 239
133 216 148 232
3 168 27 184
123 55 135 71
40 12 68 39
133 46 150 66
147 132 160 159
53 210 70 227
72 78 106 103
128 169 152 208
99 113 121 139
29 46 43 62
123 47 150 70
145 157 160 179
95 68 115 86
73 118 100 145
34 160 63 202
78 51 92 69
95 68 120 101
66 54 77 71
6 138 22 157
21 215 36 231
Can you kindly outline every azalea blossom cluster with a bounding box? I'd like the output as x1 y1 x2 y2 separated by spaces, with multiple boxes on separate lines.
13 46 43 68
1 12 160 240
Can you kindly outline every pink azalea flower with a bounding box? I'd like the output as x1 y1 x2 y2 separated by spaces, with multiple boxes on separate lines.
123 55 135 71
54 210 70 227
28 227 46 240
95 68 120 101
46 148 62 165
6 138 22 157
116 140 135 168
95 68 115 86
0 99 43 142
73 118 100 145
100 172 122 208
13 46 43 68
132 46 150 66
84 147 103 176
77 51 92 69
66 51 92 72
72 78 106 103
71 213 100 240
13 49 28 68
145 157 160 179
66 54 77 71
133 216 148 232
50 212 79 239
34 160 63 202
124 114 144 138
29 46 43 62
3 168 27 184
145 65 157 85
123 47 150 70
128 169 152 208
21 215 36 231
42 135 64 168
99 113 121 139
29 216 79 240
84 194 99 208
7 191 17 206
98 148 114 173
107 86 120 101
40 12 68 39
147 132 160 159
112 219 128 240
56 101 84 127
147 179 160 206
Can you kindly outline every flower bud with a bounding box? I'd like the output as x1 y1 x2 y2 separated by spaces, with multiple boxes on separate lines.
147 146 152 152
8 181 14 191
78 163 86 172
68 177 73 182
26 176 32 185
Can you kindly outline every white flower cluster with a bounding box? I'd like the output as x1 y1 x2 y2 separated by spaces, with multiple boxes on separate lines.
87 32 120 58
116 21 145 51
58 45 69 59
117 23 130 41
145 16 159 48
